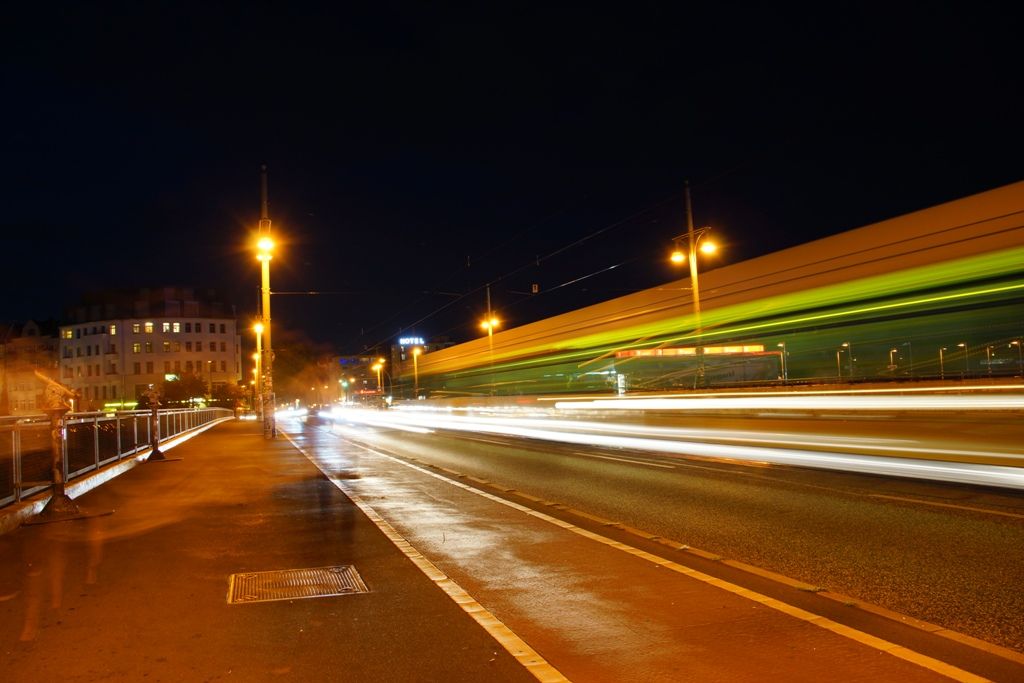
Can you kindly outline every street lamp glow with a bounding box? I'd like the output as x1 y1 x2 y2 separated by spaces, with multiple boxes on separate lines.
481 317 500 332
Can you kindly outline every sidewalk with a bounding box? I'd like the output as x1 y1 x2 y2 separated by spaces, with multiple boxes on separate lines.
0 419 534 682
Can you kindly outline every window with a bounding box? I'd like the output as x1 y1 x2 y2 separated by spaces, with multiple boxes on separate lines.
76 347 82 357
163 341 171 352
186 360 194 372
108 363 116 374
87 365 92 377
102 386 107 399
86 346 92 356
145 342 153 353
75 328 81 339
185 322 192 333
196 341 203 352
110 324 117 336
220 360 226 372
144 322 154 333
209 323 215 333
62 329 73 339
108 344 116 354
132 343 141 354
133 362 141 374
173 342 181 352
77 367 83 377
174 360 181 372
173 322 180 333
95 345 100 355
63 367 73 379
220 342 226 352
164 361 171 372
146 362 153 373
132 323 140 334
219 323 226 334
185 342 192 352
162 322 171 333
95 364 100 376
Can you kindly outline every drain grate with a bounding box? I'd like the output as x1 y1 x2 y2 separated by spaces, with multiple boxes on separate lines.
227 565 369 604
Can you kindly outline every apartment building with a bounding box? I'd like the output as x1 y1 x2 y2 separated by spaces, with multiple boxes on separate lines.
59 288 242 410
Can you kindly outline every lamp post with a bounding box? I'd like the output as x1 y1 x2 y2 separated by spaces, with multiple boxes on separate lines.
939 346 947 379
372 358 385 392
1011 340 1023 376
256 164 276 438
957 342 967 378
776 342 788 382
889 348 898 371
411 346 423 398
985 345 993 377
253 323 263 421
670 181 717 386
836 348 843 379
839 341 852 379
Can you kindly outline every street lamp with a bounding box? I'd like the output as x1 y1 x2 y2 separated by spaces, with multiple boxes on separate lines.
985 345 993 377
1011 340 1023 376
255 164 276 438
840 341 853 379
939 346 947 379
776 342 788 382
670 182 718 386
253 323 263 421
481 315 500 395
372 359 385 393
889 348 898 371
957 342 967 378
411 346 423 398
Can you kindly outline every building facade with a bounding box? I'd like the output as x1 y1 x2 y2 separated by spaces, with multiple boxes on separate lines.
59 288 242 411
0 320 60 415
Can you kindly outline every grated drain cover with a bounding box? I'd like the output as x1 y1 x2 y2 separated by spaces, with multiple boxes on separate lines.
227 565 369 604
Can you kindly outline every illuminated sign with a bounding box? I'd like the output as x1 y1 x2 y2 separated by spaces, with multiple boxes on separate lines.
398 336 425 346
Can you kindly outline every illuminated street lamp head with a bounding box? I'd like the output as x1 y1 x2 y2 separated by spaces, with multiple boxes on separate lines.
371 363 382 372
481 317 500 331
669 245 685 264
254 322 264 335
699 239 717 255
377 357 386 364
411 346 423 358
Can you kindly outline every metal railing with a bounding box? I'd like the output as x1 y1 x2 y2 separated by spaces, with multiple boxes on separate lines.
0 408 233 509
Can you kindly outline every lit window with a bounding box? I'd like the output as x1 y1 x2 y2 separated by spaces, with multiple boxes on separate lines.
173 322 180 333
145 342 153 353
162 322 171 333
132 323 141 334
145 322 154 334
173 342 181 352
110 324 117 336
132 343 141 354
62 329 73 339
163 341 171 352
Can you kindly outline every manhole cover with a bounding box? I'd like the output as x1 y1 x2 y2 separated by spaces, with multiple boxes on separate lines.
227 565 369 604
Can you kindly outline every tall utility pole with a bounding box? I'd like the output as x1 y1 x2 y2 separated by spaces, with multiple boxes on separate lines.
258 164 276 438
684 181 705 387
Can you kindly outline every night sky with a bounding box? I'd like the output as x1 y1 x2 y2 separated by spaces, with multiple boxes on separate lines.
4 3 1022 354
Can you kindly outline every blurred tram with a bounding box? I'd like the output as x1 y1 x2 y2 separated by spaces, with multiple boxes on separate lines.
401 181 1024 397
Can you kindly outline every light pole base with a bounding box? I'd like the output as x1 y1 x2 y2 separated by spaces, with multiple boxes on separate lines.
146 447 182 463
24 493 113 526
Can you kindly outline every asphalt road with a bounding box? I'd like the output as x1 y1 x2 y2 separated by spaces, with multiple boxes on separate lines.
313 408 1024 656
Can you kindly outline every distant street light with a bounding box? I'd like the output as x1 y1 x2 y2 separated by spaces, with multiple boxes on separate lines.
840 341 853 379
889 348 898 370
776 342 788 382
1011 340 1023 376
253 323 263 419
411 346 423 398
957 342 967 377
670 181 719 386
939 346 947 379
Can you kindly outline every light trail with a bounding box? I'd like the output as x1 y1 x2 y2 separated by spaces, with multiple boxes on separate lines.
323 405 1024 490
